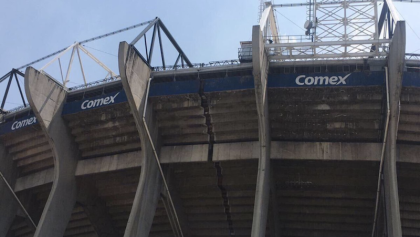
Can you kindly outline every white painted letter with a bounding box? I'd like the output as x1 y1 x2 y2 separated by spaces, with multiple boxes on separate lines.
296 75 305 85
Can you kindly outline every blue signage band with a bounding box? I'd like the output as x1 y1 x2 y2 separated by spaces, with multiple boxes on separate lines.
0 115 38 135
62 90 128 115
268 71 385 88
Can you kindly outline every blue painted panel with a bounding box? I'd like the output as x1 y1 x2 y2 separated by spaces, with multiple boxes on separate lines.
0 115 38 135
62 90 127 115
403 72 420 87
268 71 385 88
204 76 254 92
149 80 200 96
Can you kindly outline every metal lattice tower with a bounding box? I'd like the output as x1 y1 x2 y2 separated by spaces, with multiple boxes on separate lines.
264 0 390 60
258 0 266 23
314 0 378 55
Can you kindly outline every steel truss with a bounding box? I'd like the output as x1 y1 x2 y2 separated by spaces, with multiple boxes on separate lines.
406 53 420 60
38 42 117 88
272 0 420 8
0 69 27 114
0 20 156 114
152 59 241 72
264 0 391 61
130 17 193 69
68 76 120 92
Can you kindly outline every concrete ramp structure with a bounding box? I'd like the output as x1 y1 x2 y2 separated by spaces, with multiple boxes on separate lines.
3 1 420 237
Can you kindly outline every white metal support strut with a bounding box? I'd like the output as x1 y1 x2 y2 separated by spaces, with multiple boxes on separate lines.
38 42 117 88
76 47 87 85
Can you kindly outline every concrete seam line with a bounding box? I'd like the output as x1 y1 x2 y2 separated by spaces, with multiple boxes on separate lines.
214 161 235 236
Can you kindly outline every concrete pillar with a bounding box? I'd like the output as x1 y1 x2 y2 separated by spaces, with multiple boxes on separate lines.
251 25 274 237
383 20 405 237
0 144 18 236
118 41 162 237
25 67 80 237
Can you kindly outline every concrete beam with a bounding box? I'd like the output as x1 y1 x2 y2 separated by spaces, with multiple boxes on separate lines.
25 67 80 237
0 143 18 236
75 151 142 176
13 151 142 193
271 142 381 161
213 142 259 161
383 19 406 237
14 168 54 192
167 142 420 163
160 144 208 163
119 41 162 237
251 25 273 237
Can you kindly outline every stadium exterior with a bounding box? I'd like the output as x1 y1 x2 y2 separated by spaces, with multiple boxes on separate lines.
1 1 420 237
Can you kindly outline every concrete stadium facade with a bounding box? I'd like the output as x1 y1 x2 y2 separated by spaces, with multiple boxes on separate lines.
1 12 420 237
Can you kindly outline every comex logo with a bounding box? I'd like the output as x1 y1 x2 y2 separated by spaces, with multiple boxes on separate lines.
295 74 351 86
11 117 37 130
81 92 120 110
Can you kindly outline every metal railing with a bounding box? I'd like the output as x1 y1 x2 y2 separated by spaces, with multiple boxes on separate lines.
151 59 241 71
265 35 313 44
68 76 121 92
405 53 420 60
5 105 30 115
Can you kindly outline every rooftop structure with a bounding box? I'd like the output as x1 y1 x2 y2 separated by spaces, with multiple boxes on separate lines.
1 1 420 237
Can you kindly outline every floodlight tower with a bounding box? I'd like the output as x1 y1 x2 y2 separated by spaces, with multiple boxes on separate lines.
314 0 378 53
258 0 265 23
265 0 386 60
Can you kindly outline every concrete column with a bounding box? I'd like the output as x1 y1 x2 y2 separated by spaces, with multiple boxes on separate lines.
383 20 405 237
25 67 80 237
118 41 162 237
251 25 274 237
0 144 18 236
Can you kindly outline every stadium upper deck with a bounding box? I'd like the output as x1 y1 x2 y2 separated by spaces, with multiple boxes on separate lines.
1 1 420 237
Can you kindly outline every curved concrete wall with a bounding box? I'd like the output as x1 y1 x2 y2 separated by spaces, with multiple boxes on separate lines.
118 42 162 237
0 143 18 236
25 67 80 237
383 20 406 237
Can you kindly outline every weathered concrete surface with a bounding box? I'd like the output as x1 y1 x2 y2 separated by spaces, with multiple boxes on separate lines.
213 142 259 161
119 41 162 237
160 144 208 163
15 151 142 192
64 102 141 159
0 143 18 236
268 87 384 142
75 151 142 176
272 142 381 161
151 95 208 145
25 67 80 237
14 168 54 192
384 20 406 237
251 25 272 237
207 90 259 142
168 142 420 163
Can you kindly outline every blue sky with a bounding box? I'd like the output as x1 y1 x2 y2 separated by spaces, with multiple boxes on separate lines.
0 0 419 110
